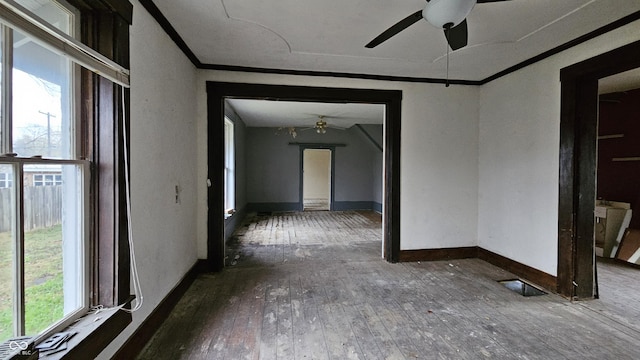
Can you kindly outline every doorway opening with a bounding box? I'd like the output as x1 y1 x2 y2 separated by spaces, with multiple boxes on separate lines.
558 40 640 299
592 72 640 297
207 82 402 271
302 148 333 211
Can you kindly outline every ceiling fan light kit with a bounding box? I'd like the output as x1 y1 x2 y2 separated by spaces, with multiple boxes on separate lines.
365 0 511 86
315 119 328 134
423 0 476 29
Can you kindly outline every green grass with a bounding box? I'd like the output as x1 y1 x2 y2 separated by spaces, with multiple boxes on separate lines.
0 225 64 342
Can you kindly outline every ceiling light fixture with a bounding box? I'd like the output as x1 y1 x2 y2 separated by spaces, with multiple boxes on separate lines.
423 0 476 87
422 0 476 30
315 119 327 134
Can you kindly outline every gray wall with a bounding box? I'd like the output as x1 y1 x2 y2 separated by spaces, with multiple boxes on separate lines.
357 124 384 210
246 125 382 211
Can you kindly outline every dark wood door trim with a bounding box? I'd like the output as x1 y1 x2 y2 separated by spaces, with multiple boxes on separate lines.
558 40 640 299
206 82 402 270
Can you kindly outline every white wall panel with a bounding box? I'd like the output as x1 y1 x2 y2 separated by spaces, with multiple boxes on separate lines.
478 20 640 276
98 1 199 357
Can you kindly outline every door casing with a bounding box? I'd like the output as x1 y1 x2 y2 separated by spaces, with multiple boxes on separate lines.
206 82 402 271
558 40 640 299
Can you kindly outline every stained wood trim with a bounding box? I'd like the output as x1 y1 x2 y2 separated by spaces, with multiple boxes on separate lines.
477 248 557 293
206 82 402 266
481 10 640 84
49 308 132 360
137 0 201 67
399 247 479 262
79 0 131 307
399 246 558 294
612 157 640 162
558 39 640 299
112 260 206 360
97 0 133 24
200 63 481 85
206 86 226 272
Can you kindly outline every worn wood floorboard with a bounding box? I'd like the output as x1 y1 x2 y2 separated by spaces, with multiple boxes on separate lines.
137 211 640 359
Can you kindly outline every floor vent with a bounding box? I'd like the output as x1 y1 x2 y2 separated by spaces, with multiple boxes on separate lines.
498 279 547 297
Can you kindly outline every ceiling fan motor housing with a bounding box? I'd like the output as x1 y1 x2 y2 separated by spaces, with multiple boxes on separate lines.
423 0 476 29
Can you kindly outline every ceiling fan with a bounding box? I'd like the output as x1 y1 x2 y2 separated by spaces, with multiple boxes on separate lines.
365 0 512 51
277 115 346 138
301 116 347 134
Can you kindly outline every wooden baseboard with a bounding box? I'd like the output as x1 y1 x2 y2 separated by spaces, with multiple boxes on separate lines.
399 247 479 262
478 248 557 292
399 246 557 293
112 259 206 359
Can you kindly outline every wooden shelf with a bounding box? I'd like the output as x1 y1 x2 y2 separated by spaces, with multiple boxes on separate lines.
612 157 640 162
598 134 624 140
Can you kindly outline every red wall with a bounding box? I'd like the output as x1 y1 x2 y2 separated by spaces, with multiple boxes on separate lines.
597 88 640 228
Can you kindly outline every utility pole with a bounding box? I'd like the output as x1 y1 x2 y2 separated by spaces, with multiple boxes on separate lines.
38 110 56 154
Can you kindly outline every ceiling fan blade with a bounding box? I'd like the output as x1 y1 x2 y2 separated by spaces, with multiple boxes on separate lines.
444 19 468 51
365 10 423 48
476 0 512 3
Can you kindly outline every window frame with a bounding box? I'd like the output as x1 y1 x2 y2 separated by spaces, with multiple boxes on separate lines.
224 116 235 216
0 0 133 353
1 0 91 341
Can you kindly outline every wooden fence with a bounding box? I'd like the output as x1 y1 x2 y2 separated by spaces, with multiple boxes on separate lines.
0 186 62 232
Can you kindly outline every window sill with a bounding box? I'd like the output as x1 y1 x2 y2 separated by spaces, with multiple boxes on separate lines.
39 307 132 360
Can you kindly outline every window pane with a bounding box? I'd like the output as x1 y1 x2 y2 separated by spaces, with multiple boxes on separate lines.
0 164 16 343
23 163 83 337
12 30 73 159
224 118 235 212
14 0 76 37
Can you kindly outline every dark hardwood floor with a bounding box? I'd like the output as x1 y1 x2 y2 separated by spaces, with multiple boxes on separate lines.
137 211 640 359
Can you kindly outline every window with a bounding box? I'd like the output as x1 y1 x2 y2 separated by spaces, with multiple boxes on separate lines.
0 0 88 343
0 171 12 187
0 0 133 350
33 173 63 186
224 117 235 216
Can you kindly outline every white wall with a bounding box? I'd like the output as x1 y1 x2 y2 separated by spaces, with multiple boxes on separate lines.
196 73 480 255
98 0 199 358
478 20 640 276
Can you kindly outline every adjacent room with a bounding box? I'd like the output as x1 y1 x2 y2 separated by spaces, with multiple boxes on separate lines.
0 0 639 359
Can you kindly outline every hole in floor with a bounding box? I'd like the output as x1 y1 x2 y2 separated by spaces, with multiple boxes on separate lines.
498 279 547 297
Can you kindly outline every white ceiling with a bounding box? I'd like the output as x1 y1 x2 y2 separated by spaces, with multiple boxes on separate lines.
150 0 640 126
153 0 640 81
226 100 384 128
